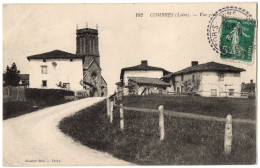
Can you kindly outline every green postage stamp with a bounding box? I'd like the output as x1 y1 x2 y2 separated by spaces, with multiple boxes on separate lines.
220 17 256 62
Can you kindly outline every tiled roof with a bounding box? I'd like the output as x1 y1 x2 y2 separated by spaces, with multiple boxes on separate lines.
120 62 171 80
162 61 246 78
27 50 82 60
128 77 170 86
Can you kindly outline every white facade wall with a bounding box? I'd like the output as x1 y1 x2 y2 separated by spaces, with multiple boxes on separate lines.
29 58 83 91
174 71 242 97
200 71 241 97
123 70 164 86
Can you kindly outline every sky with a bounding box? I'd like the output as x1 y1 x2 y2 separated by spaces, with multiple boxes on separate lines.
3 3 257 95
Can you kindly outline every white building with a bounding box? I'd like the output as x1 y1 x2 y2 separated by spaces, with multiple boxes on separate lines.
162 61 246 97
27 50 83 91
26 26 107 97
117 60 171 95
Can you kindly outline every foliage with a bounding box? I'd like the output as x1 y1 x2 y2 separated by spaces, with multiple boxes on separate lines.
4 63 21 86
3 101 35 120
25 88 74 106
56 81 67 89
75 90 89 99
3 89 75 120
241 83 255 93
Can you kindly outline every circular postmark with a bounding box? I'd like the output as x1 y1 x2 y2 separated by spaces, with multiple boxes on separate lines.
207 6 253 54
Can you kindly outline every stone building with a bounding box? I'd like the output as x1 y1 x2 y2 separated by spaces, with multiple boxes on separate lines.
116 60 171 95
76 27 107 97
162 61 246 97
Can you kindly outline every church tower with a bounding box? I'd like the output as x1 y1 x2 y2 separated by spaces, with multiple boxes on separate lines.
76 25 100 66
76 24 107 97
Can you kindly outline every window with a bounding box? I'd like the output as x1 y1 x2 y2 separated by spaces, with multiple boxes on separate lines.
211 89 217 97
181 75 184 81
43 59 46 62
70 58 73 62
192 75 195 82
42 80 47 88
177 87 181 93
83 37 86 53
80 37 83 54
218 72 224 81
229 89 234 96
41 66 47 74
89 37 93 53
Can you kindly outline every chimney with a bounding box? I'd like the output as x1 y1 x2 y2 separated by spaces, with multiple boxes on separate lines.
141 60 148 66
250 79 253 84
191 61 198 66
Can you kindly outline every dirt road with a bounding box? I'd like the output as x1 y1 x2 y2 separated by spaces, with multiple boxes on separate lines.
3 97 132 166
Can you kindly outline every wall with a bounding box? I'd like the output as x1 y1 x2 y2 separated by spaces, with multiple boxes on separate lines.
83 60 102 96
174 71 242 97
29 58 83 91
123 70 164 86
3 86 26 102
200 71 241 97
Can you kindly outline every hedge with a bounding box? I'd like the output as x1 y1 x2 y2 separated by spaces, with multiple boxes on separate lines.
25 88 74 106
3 101 35 120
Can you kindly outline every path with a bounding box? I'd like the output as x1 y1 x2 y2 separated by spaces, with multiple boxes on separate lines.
3 97 133 166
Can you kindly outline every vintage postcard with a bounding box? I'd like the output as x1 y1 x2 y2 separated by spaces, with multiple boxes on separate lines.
2 3 257 166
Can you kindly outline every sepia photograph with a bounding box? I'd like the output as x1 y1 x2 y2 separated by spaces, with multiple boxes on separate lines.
2 2 257 166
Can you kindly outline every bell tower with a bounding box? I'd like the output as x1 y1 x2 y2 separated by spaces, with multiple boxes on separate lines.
76 24 100 66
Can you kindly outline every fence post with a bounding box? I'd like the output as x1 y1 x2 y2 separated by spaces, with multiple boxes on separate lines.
120 103 124 130
7 87 10 97
17 90 20 101
106 97 110 118
224 114 232 155
110 101 114 123
158 105 165 141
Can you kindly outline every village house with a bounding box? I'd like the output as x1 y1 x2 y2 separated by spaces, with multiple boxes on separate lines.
27 50 84 91
161 61 246 97
27 25 107 97
116 60 171 95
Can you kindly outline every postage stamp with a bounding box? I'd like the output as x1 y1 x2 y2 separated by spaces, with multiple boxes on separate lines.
220 17 256 62
207 6 253 53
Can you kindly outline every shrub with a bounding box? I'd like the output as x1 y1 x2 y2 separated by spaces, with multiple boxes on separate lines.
3 101 35 120
25 88 74 106
75 90 89 99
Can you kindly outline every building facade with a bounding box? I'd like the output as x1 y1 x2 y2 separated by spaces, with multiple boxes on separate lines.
162 61 246 97
27 50 84 91
117 60 171 95
27 25 107 97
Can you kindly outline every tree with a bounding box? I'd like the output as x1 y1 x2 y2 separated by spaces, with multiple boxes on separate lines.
4 63 21 86
56 81 66 89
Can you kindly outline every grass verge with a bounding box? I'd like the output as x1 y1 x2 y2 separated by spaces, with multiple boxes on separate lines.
3 99 74 120
3 101 37 120
59 99 256 165
119 95 256 120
